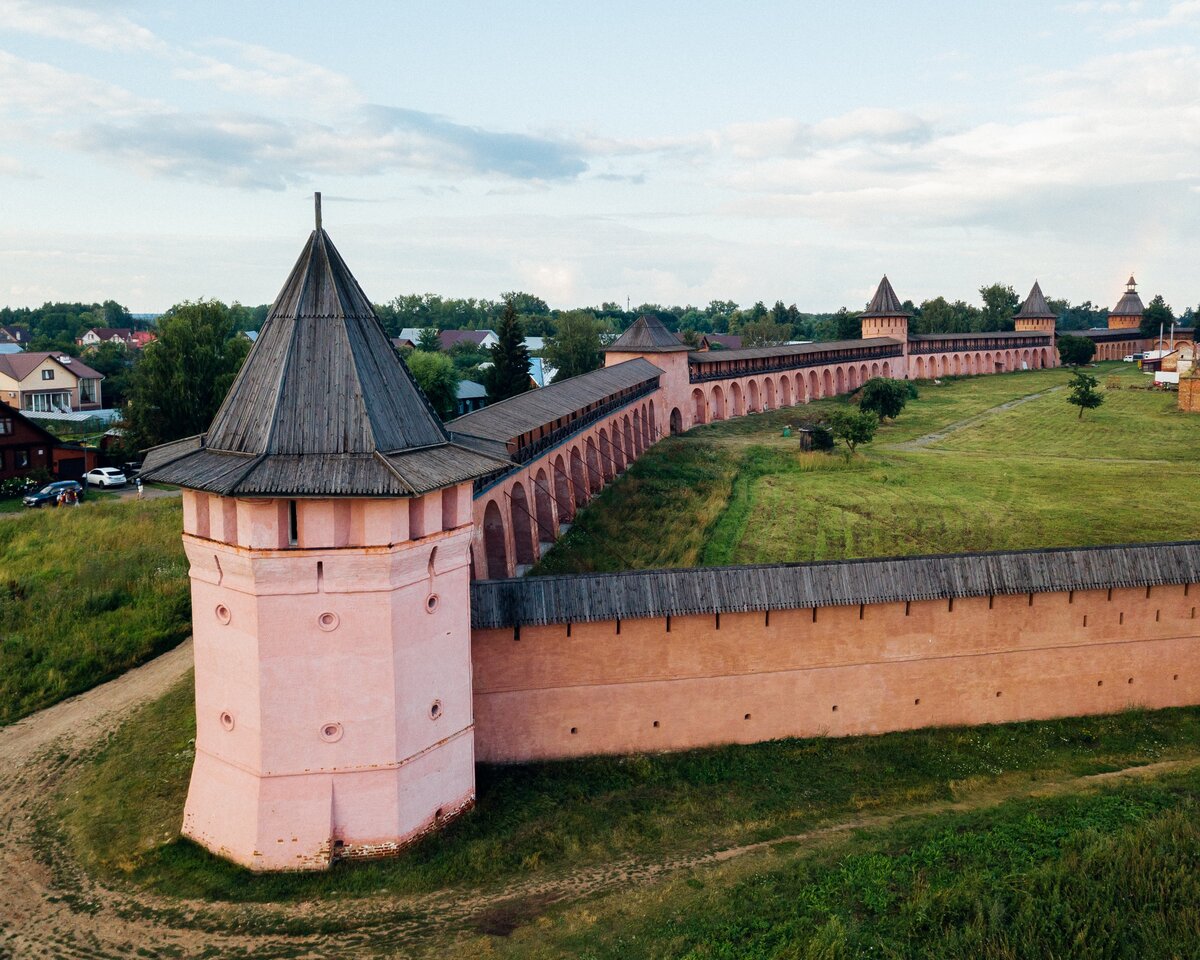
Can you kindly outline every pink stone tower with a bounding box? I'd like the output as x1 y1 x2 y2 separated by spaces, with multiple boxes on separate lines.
141 196 508 870
859 275 911 342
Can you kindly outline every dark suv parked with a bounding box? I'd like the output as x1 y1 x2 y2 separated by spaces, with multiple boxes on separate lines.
22 480 84 508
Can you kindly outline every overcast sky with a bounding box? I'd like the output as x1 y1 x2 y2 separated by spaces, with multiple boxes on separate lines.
1 1 1198 313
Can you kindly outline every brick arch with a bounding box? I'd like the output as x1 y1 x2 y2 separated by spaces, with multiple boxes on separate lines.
569 446 588 507
623 415 635 466
870 361 880 377
553 454 574 521
847 365 858 391
794 372 805 402
692 387 707 424
975 352 983 374
649 400 658 440
859 364 869 386
763 377 776 410
509 480 536 567
482 498 508 580
585 436 602 492
711 383 726 421
610 419 626 471
598 427 614 481
882 360 891 378
835 366 845 393
780 375 792 406
823 368 833 395
533 467 555 544
748 379 760 412
809 370 820 400
632 407 644 453
669 406 682 435
731 381 744 416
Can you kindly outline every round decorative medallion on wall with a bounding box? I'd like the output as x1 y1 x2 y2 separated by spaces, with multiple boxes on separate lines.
215 604 232 625
320 722 343 743
219 711 235 731
425 594 440 614
429 699 443 720
317 611 340 632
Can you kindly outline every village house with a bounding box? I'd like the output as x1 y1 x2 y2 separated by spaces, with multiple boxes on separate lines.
77 327 135 348
0 406 56 480
0 352 104 414
0 325 29 347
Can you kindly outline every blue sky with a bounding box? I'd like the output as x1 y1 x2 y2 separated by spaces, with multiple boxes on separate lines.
1 1 1198 313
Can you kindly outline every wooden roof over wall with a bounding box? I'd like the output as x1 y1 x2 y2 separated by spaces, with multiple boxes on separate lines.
471 541 1200 627
448 358 662 443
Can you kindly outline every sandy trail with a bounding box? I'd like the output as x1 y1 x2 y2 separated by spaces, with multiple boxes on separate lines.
2 642 1196 958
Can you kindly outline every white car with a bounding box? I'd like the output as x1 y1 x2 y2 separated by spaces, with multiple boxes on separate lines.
1122 355 1136 363
85 467 127 487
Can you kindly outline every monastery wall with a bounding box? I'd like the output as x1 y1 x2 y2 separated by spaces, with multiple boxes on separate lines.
471 583 1199 762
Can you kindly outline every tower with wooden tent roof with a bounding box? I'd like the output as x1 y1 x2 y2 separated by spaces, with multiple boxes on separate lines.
141 195 508 871
1108 275 1145 330
1014 281 1058 336
859 276 911 343
604 313 688 434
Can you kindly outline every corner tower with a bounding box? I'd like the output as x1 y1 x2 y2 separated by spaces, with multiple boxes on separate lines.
141 197 508 871
860 276 911 342
1108 275 1144 330
1014 281 1058 336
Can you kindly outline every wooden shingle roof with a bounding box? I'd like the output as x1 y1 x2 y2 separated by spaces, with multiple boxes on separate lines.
448 358 662 443
860 275 911 318
470 541 1200 627
1110 276 1145 318
1015 281 1057 320
606 315 690 353
141 202 509 496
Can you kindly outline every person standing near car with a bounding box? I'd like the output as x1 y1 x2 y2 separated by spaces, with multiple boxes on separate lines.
136 477 144 500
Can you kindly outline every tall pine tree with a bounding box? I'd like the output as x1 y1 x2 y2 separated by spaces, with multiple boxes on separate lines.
484 298 532 401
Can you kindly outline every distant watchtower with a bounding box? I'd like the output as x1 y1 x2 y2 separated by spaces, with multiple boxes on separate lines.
604 314 691 434
1108 275 1144 330
141 196 507 871
1014 281 1058 336
860 276 911 342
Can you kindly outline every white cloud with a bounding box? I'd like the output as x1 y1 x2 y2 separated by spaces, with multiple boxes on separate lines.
0 0 168 53
174 41 360 109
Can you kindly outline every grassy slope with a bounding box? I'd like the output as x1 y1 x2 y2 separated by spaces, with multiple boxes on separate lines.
0 497 189 723
474 769 1200 959
58 674 1200 904
536 364 1198 574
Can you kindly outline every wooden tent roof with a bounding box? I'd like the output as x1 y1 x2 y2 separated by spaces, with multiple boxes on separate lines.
142 201 509 496
1110 276 1145 318
1015 281 1057 320
606 315 690 353
470 541 1200 627
860 276 911 318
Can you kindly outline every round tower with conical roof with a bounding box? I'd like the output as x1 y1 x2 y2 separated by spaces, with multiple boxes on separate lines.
1108 275 1144 330
1014 280 1058 336
141 196 509 871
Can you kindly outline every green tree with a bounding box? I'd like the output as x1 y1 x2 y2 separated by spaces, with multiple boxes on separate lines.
84 341 135 407
125 300 251 449
404 350 460 420
1140 294 1174 340
858 377 909 421
1056 334 1096 367
740 320 792 347
833 308 861 340
484 299 532 402
979 283 1019 331
827 408 879 457
417 327 443 352
543 310 603 380
1066 368 1104 419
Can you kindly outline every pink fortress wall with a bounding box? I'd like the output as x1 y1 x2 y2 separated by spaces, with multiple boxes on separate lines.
471 585 1199 763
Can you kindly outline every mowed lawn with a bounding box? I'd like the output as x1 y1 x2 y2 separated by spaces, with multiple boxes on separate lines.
0 497 190 724
535 363 1198 574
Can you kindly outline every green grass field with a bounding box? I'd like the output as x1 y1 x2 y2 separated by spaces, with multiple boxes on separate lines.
535 364 1197 574
0 497 189 724
53 682 1200 955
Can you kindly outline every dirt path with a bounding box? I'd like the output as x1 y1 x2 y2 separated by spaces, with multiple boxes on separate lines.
3 646 1197 959
886 385 1065 451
